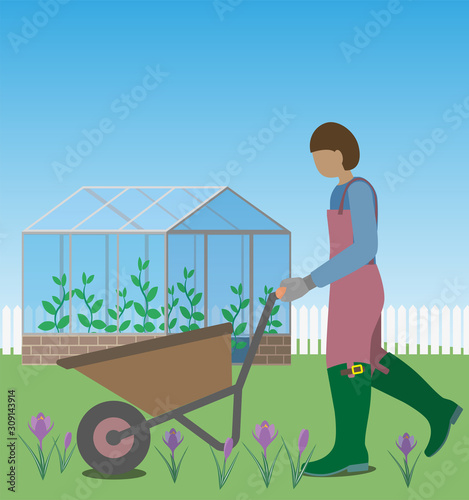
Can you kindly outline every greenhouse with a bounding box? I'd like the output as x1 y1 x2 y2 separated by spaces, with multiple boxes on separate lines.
23 186 291 361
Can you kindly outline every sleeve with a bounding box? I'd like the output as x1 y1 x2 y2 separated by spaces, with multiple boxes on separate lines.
310 181 378 287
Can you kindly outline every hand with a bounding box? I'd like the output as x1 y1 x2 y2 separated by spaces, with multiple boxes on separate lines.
279 276 316 302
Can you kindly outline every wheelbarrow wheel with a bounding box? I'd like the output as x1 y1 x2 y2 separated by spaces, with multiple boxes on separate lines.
77 401 150 475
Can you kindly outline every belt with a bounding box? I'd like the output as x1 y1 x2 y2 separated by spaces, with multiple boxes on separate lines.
340 364 364 377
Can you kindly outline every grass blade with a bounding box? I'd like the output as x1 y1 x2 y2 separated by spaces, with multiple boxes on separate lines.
209 446 223 487
243 444 267 485
388 451 408 485
221 452 239 488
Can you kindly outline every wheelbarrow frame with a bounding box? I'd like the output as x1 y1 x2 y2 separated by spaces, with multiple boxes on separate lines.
110 291 278 450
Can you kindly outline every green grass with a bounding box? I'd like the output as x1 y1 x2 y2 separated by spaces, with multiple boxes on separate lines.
1 353 467 500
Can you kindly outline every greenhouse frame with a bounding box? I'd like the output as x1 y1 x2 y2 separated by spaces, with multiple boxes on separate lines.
22 186 291 353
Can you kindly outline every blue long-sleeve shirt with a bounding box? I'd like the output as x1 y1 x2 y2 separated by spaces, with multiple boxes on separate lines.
310 179 378 287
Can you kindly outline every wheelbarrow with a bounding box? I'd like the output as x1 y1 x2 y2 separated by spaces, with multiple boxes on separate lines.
57 288 285 475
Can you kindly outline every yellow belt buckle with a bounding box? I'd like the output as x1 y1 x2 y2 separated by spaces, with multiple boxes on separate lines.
351 364 363 375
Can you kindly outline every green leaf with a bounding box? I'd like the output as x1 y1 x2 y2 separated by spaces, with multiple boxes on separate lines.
138 257 143 271
131 275 140 287
234 322 247 336
169 318 177 329
105 325 117 333
142 260 150 270
38 321 55 332
134 302 146 317
91 299 103 314
271 305 280 316
52 276 61 286
74 289 84 300
188 269 194 278
78 314 90 328
119 320 131 332
231 339 236 348
134 324 144 333
173 298 179 307
189 323 200 330
143 281 150 291
269 329 278 334
230 285 238 294
240 298 250 309
52 295 61 305
193 311 204 321
108 309 118 320
125 300 134 309
148 308 161 319
222 309 234 322
230 304 238 313
64 291 71 301
147 287 158 302
145 322 155 332
57 315 69 329
159 323 165 331
236 341 247 349
61 274 67 286
42 300 56 315
122 288 127 298
264 285 268 294
180 325 189 332
82 272 87 285
192 292 202 306
187 288 194 297
86 294 95 304
238 283 243 295
183 267 188 279
259 298 266 305
177 282 185 293
91 320 105 329
272 320 282 327
180 306 191 319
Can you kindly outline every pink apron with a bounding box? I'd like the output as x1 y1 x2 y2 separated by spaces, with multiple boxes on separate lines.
325 178 388 375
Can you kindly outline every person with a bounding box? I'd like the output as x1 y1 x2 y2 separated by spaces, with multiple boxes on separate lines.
279 122 462 477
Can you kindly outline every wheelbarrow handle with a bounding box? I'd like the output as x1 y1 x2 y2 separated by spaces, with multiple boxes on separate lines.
235 288 284 389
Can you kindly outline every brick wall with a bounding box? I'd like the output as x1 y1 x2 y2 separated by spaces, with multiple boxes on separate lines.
253 335 291 365
22 334 291 365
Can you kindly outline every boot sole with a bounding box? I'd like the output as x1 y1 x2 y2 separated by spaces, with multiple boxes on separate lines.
426 405 463 458
304 463 369 477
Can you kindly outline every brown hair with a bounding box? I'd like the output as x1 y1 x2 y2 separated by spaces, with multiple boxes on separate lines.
309 122 360 170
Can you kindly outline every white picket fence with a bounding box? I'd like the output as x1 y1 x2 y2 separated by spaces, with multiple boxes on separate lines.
1 305 469 355
291 305 469 355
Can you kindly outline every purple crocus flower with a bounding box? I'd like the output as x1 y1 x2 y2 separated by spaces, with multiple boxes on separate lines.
396 433 417 461
28 413 54 450
224 438 233 461
252 420 278 457
298 429 309 459
163 428 183 458
64 432 72 452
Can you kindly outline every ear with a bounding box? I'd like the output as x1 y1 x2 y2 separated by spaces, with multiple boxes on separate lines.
334 149 344 165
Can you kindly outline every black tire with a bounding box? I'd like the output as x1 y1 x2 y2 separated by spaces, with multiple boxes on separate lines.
77 401 150 475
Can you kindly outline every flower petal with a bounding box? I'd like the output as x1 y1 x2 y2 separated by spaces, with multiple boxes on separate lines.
255 424 261 438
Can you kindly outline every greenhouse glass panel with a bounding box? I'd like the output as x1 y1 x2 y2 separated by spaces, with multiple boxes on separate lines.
168 234 204 334
253 234 290 334
70 235 115 334
24 234 70 333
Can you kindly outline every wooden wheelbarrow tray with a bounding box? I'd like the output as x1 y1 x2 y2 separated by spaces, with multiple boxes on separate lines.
57 292 278 453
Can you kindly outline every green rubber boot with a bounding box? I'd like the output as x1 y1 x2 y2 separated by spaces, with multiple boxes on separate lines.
303 363 371 477
372 353 463 457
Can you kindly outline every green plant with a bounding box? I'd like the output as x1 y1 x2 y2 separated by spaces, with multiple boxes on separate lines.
38 274 74 332
210 438 239 489
74 273 106 332
55 432 76 473
259 285 282 333
222 283 249 351
158 285 179 333
131 257 160 333
105 287 133 333
177 267 204 332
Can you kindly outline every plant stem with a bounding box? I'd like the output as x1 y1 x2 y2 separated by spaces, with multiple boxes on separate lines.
53 284 66 333
184 276 193 329
83 283 93 333
231 292 242 349
138 269 149 331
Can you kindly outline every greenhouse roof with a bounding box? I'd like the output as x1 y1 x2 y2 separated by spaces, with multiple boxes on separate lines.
24 186 289 234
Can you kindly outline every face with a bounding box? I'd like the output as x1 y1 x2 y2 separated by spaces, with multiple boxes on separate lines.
312 149 344 178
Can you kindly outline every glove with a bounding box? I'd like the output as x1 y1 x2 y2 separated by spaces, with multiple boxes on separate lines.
279 275 316 302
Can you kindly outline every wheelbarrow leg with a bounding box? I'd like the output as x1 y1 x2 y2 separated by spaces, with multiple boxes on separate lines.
174 390 243 451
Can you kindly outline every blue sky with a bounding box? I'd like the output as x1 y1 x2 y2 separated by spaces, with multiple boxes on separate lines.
0 0 468 311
